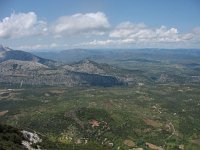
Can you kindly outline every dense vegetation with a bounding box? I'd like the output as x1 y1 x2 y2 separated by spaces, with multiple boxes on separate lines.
0 83 200 149
0 124 25 150
0 49 200 149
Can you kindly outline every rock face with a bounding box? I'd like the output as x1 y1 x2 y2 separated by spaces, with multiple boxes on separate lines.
65 59 105 74
21 130 42 150
0 60 48 72
0 46 125 87
0 123 42 150
0 62 123 87
21 130 42 144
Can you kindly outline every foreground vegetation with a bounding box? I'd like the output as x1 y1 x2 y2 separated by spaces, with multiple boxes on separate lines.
0 83 200 149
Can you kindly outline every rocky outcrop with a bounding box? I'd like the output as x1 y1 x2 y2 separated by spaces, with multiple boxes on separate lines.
0 46 125 87
21 130 42 150
64 59 105 74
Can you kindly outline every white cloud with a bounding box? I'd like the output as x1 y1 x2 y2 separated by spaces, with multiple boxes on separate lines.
110 22 146 38
51 12 110 36
81 22 199 48
81 38 136 47
0 12 47 39
81 39 115 46
109 22 193 43
0 12 200 49
17 43 58 51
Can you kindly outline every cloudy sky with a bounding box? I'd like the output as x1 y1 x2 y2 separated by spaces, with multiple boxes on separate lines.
0 0 200 51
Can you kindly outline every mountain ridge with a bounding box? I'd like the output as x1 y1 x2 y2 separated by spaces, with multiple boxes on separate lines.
0 45 58 68
0 46 125 87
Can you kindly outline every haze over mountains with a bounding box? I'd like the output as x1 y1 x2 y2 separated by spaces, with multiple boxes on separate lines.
0 45 200 88
34 48 200 64
1 44 200 149
1 0 200 149
0 45 125 87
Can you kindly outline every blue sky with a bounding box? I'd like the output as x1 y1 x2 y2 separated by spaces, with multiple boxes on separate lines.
0 0 200 51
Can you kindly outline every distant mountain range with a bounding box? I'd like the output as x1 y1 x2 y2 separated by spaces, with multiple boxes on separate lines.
34 48 200 64
0 45 124 87
1 45 200 87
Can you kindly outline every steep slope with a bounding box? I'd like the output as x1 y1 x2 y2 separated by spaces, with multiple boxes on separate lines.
0 123 110 150
0 60 123 87
0 123 26 150
62 59 148 84
0 46 124 87
0 123 43 150
0 45 57 67
0 60 48 72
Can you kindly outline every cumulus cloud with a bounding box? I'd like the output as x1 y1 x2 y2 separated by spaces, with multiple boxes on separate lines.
80 38 137 47
0 12 47 39
51 12 110 36
109 22 193 43
1 12 199 49
0 11 110 39
110 22 146 38
81 22 198 48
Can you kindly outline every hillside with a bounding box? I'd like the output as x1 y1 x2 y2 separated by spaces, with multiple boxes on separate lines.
0 47 200 149
0 45 57 67
0 46 125 87
0 123 110 150
1 85 200 150
1 47 200 87
0 60 124 87
63 59 106 74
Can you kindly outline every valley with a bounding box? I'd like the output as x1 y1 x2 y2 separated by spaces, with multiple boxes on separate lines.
1 1 200 149
0 84 200 149
0 46 200 149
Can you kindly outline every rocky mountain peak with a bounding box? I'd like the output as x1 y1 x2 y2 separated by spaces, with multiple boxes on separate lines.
0 45 11 52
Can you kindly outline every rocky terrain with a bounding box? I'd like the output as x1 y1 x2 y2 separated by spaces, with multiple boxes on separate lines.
0 123 42 150
1 46 200 87
0 46 125 87
0 45 57 68
0 46 200 149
